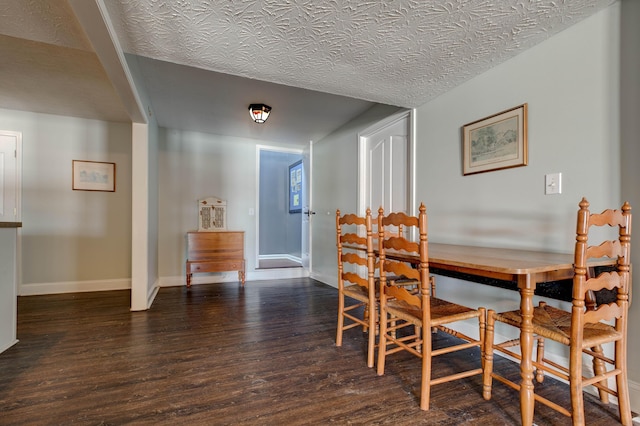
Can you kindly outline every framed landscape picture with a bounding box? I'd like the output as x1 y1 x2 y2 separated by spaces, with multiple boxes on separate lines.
72 160 116 192
463 103 528 175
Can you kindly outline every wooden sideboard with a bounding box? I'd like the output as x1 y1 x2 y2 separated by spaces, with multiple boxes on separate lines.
186 231 245 287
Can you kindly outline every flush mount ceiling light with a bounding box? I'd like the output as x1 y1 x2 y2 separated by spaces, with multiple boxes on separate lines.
248 103 272 123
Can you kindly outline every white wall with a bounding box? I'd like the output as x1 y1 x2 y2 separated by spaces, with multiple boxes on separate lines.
0 108 132 295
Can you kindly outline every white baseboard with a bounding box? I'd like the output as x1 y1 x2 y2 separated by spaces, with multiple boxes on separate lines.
309 272 336 288
249 267 308 280
0 339 18 354
19 278 131 296
630 379 640 416
258 254 302 263
158 268 309 287
146 280 159 309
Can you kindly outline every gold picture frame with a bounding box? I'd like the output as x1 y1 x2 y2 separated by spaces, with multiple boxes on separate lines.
72 160 116 192
463 103 528 175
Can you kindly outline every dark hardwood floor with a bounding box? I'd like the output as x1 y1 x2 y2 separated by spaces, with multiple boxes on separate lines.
0 278 627 425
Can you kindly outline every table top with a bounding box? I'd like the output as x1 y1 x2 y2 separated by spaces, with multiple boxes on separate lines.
385 242 616 280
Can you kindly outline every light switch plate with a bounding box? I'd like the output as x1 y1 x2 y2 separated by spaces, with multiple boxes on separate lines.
545 173 562 195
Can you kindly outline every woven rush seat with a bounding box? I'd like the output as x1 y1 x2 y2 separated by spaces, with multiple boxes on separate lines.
341 284 370 303
386 296 481 327
495 302 623 348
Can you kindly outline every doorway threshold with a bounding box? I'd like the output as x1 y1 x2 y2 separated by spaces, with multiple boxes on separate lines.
258 258 302 269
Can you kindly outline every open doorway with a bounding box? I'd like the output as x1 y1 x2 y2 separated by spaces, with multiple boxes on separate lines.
257 147 303 269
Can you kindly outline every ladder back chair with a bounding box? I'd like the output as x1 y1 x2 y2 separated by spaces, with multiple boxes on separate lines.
376 203 486 411
482 197 633 425
374 221 430 295
335 208 377 368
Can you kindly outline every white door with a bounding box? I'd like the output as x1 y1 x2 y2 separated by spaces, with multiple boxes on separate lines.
301 141 313 271
0 131 21 222
359 112 412 218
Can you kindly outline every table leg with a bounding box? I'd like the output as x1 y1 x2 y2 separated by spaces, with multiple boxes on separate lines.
518 275 535 426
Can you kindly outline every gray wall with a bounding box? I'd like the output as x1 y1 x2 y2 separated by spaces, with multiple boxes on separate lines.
0 108 132 293
620 0 640 394
259 149 302 258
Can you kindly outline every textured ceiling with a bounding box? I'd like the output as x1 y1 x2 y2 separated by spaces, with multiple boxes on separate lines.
0 0 617 145
103 0 616 108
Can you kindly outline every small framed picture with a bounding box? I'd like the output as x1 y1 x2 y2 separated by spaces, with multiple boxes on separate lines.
463 104 528 175
72 160 116 192
289 160 302 213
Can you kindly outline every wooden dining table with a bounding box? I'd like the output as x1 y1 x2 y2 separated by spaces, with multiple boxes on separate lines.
385 242 616 426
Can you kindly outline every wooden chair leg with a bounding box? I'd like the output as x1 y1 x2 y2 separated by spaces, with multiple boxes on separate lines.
589 344 609 403
482 310 496 400
363 305 371 333
479 307 486 370
535 337 545 383
377 309 388 376
569 347 586 426
419 322 432 411
615 340 633 425
366 305 376 368
336 298 345 347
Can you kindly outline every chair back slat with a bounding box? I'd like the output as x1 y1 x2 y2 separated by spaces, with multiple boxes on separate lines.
383 236 419 253
586 240 623 260
584 302 625 323
342 271 370 288
340 212 366 226
383 260 420 281
589 208 630 228
381 211 419 228
341 233 366 247
584 271 624 294
386 284 421 308
341 252 367 267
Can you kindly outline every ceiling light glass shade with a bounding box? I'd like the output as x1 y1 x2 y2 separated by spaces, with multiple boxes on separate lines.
248 104 272 123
